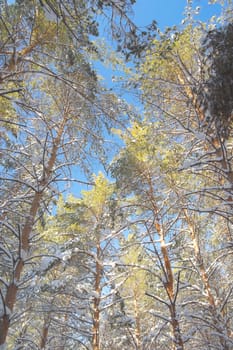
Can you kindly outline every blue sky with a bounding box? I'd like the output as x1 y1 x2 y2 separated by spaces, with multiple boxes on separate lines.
133 0 187 28
132 0 221 29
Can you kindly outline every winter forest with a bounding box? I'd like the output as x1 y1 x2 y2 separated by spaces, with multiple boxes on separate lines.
0 0 233 349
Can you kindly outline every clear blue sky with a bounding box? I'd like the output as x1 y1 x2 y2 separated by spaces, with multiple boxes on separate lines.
132 0 221 29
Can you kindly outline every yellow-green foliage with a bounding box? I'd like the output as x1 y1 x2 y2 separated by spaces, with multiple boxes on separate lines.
81 172 114 218
118 235 153 319
0 94 19 139
142 27 199 86
114 121 187 192
123 246 147 297
141 27 202 119
41 195 83 244
31 9 57 43
42 173 114 243
126 122 152 163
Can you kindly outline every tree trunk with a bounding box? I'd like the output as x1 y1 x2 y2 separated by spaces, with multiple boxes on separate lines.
133 292 142 350
158 223 184 350
169 302 184 350
184 210 216 307
184 210 231 349
147 175 184 350
0 120 66 346
92 242 102 350
40 317 50 350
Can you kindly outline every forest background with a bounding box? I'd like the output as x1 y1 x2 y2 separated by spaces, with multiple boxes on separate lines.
0 0 233 349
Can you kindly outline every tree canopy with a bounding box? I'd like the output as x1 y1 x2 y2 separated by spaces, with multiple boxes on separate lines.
0 1 233 349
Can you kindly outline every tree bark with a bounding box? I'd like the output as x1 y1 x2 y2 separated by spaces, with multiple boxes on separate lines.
0 119 66 346
147 175 184 350
184 210 216 307
92 241 102 350
155 219 184 350
184 209 231 349
40 317 50 350
133 292 142 350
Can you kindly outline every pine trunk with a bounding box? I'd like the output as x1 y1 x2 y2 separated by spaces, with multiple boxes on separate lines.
154 214 184 350
92 242 102 350
0 120 66 346
134 293 142 350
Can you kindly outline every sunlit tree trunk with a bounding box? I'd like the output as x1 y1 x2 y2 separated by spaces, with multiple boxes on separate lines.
155 219 184 350
148 176 184 350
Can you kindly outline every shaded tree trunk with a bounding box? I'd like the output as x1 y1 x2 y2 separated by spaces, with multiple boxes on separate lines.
40 316 51 350
184 209 231 350
133 292 142 350
92 241 102 350
0 118 66 346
